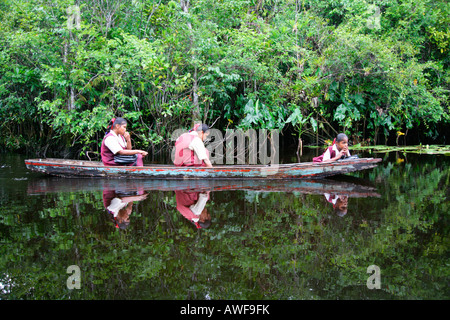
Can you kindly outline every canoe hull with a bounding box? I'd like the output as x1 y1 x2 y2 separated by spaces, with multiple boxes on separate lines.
25 158 382 180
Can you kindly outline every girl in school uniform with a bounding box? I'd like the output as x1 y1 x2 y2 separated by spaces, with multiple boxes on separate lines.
313 133 351 163
101 117 148 166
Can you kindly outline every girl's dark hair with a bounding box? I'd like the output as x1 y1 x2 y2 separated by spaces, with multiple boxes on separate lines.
113 117 127 127
106 117 127 135
198 219 212 229
196 124 209 133
336 133 348 143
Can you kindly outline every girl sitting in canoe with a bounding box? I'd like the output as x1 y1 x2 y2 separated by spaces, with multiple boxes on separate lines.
313 133 351 163
101 117 148 166
173 123 213 168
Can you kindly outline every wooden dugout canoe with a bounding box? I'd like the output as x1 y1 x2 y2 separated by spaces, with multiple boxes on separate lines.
24 157 382 180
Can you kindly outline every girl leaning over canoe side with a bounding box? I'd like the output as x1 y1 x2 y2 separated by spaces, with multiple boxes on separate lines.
101 117 148 166
313 133 351 163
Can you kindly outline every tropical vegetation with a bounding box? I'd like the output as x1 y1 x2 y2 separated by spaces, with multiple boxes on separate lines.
0 0 449 159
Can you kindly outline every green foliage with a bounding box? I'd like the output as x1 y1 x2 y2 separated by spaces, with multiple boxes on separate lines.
239 99 287 130
0 0 448 156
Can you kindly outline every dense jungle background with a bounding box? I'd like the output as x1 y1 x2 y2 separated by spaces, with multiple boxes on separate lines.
0 0 449 159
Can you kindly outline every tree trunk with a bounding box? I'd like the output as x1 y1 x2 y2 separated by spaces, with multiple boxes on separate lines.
296 135 302 162
180 0 192 29
180 0 200 123
64 31 75 111
192 66 200 122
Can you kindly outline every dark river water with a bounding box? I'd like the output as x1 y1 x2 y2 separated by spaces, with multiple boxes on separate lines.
0 150 448 301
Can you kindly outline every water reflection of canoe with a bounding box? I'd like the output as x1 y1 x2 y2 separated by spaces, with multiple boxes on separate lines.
24 157 382 180
27 177 381 198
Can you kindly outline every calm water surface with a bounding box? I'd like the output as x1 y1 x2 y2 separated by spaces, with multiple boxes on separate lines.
0 152 448 300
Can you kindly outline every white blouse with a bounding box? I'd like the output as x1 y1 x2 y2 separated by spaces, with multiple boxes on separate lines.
187 131 208 161
104 131 127 155
323 144 351 161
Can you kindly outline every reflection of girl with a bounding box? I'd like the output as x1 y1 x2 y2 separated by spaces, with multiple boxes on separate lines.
103 189 148 229
324 193 348 217
175 190 211 229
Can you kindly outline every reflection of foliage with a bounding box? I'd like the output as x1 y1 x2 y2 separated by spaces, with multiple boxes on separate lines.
0 159 449 299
